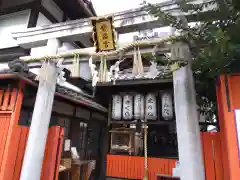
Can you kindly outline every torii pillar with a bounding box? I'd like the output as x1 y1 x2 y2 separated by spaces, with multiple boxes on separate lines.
20 38 61 180
172 42 205 180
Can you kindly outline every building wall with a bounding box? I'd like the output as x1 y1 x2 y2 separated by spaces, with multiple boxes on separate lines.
0 0 93 53
0 7 90 79
0 3 63 52
0 82 27 180
41 0 64 22
0 0 94 82
216 74 240 180
0 0 34 10
30 12 78 55
30 12 52 56
0 80 64 180
0 10 30 49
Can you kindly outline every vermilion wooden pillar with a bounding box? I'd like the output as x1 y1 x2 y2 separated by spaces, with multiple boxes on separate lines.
41 126 64 180
0 80 64 180
0 81 26 180
217 74 240 180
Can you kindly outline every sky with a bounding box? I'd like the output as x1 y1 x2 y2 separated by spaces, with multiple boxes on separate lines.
91 0 167 16
91 0 171 43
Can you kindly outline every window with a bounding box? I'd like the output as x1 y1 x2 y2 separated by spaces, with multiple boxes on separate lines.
85 124 101 160
18 109 32 126
79 122 88 159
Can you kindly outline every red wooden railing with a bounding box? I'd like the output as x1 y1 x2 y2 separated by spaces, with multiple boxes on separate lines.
0 83 64 180
0 86 25 180
107 155 176 179
201 133 224 180
107 132 224 180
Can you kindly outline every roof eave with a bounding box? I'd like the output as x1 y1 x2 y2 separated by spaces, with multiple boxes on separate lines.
0 73 107 113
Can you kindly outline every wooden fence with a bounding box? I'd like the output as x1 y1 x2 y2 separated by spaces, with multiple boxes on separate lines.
106 132 224 180
0 84 64 180
107 155 176 180
0 81 228 180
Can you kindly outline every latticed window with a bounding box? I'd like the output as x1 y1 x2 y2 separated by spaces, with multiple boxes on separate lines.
85 124 101 160
79 122 88 160
112 133 130 147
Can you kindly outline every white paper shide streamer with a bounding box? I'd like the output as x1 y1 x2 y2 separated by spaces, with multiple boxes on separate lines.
161 92 173 120
112 95 122 120
123 94 133 120
145 93 157 120
134 94 144 120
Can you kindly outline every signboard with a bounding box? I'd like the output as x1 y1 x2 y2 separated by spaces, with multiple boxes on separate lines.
91 16 116 52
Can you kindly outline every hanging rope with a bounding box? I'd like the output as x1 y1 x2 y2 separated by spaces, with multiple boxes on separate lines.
132 45 144 75
99 56 104 82
98 56 108 82
132 46 138 75
103 56 108 82
36 58 48 81
36 58 65 82
31 36 188 88
137 46 144 74
71 54 80 77
143 123 148 180
20 35 182 62
71 55 76 77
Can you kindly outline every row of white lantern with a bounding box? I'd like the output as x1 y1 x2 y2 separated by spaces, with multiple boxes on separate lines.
112 92 174 120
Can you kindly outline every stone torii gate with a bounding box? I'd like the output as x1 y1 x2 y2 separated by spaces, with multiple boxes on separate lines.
12 1 215 180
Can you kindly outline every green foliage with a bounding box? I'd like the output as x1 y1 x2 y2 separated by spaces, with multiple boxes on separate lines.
142 0 240 120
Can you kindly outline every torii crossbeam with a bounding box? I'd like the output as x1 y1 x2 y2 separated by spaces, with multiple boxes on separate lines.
12 0 215 49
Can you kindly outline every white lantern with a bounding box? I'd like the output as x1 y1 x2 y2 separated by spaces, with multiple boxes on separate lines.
161 92 173 120
145 93 157 120
112 95 122 120
134 94 144 120
122 94 133 120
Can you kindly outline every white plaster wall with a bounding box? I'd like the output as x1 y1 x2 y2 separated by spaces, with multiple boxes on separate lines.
30 13 77 56
30 13 82 57
30 13 52 56
0 10 30 49
0 63 9 71
36 12 52 26
41 0 64 22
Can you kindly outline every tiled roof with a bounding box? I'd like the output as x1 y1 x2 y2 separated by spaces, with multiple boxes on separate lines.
55 85 107 112
1 59 107 113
